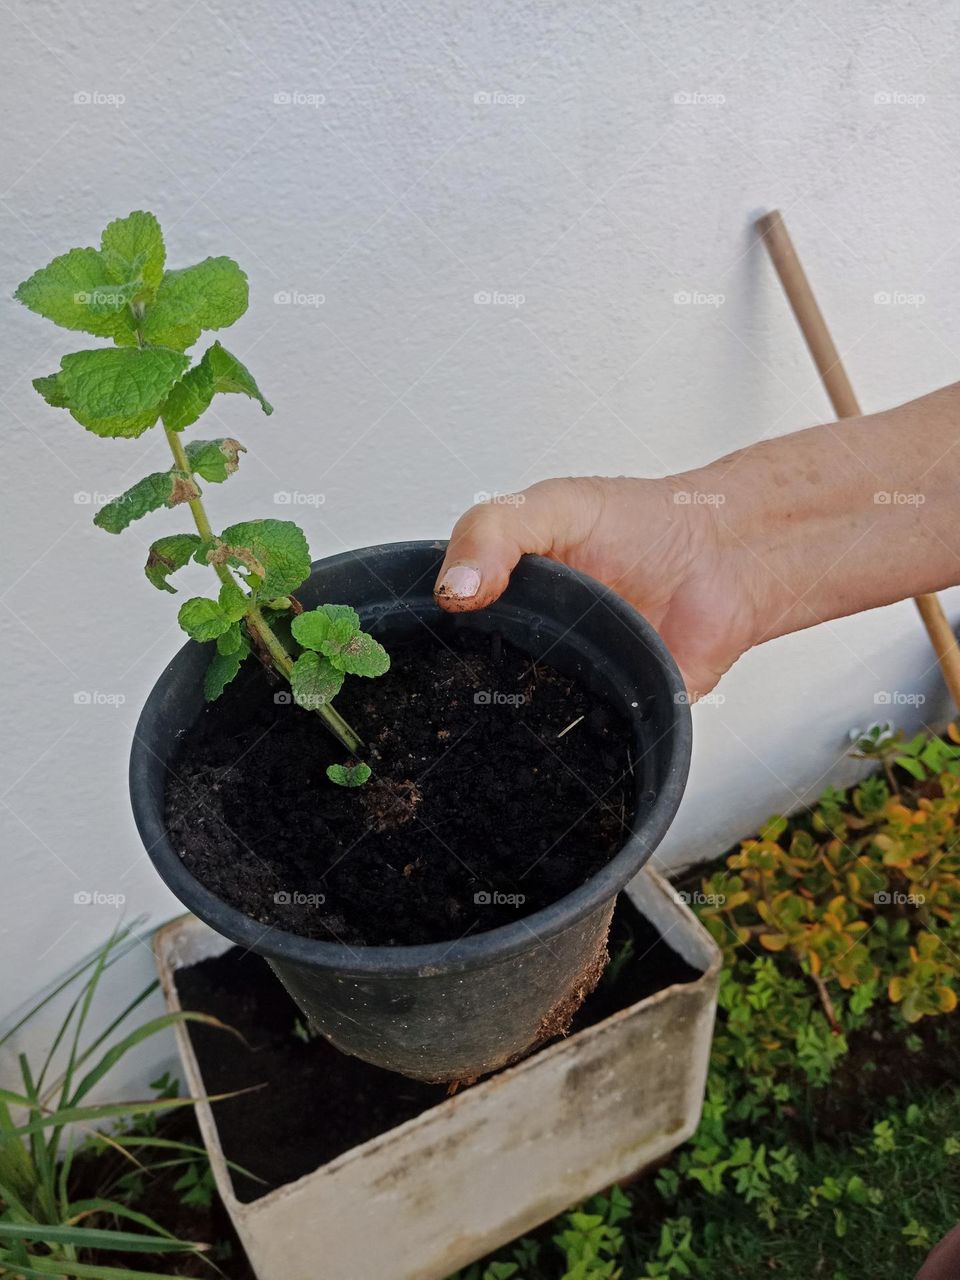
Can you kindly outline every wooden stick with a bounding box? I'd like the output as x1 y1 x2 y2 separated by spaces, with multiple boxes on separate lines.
756 208 960 714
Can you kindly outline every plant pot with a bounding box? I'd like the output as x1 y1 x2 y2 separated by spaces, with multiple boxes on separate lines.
154 866 721 1280
132 541 692 1082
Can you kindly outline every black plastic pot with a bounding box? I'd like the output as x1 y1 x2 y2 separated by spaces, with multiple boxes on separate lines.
131 541 691 1082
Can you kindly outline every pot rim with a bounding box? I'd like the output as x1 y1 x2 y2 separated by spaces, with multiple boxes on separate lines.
130 541 692 977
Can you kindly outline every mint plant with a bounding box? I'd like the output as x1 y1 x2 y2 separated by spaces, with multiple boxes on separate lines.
16 211 388 781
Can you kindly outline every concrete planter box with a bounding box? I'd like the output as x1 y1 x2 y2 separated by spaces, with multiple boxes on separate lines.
154 866 721 1280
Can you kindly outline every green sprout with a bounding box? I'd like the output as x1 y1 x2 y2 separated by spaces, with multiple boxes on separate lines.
16 210 388 782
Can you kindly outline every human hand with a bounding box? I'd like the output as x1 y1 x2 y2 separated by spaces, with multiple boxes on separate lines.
433 475 764 697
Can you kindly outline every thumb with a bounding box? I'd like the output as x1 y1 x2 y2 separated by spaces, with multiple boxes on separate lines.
433 479 594 612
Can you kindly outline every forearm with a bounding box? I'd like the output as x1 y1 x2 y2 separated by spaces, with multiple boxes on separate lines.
682 383 960 644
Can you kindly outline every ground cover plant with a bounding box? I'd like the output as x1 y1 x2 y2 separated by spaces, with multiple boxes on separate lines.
15 212 389 781
447 723 960 1278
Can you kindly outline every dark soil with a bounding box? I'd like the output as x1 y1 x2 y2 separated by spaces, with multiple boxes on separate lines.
174 895 702 1203
165 626 636 946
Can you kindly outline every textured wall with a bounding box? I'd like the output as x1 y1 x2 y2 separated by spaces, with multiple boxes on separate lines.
2 0 959 1055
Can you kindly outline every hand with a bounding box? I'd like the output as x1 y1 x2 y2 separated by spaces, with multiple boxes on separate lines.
432 476 764 697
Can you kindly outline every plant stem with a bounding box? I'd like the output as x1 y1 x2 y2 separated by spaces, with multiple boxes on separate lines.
162 427 364 756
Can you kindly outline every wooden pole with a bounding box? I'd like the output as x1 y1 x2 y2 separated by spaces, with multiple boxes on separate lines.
756 208 960 714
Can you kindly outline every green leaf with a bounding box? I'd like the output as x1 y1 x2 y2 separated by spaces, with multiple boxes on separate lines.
216 623 244 655
217 518 310 597
145 534 203 593
331 629 390 677
291 605 389 676
184 437 246 482
326 762 372 787
177 597 233 643
218 579 249 622
93 471 199 534
291 604 358 651
59 347 189 420
32 373 69 407
141 258 249 350
204 635 250 700
290 651 344 711
100 211 165 293
15 246 135 341
161 342 272 430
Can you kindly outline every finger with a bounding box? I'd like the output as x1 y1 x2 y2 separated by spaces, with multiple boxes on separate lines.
433 479 588 612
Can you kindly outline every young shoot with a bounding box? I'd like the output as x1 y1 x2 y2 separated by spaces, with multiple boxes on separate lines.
16 210 388 782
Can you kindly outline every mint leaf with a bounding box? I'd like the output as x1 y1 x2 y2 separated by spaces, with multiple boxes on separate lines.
204 635 250 701
216 623 245 655
326 762 372 787
142 258 249 351
100 211 165 293
94 470 199 534
290 651 344 711
145 533 203 593
291 605 388 676
218 579 249 622
178 597 233 642
59 347 189 420
217 519 310 597
15 246 135 341
331 630 390 677
161 342 272 431
33 373 69 407
184 438 246 483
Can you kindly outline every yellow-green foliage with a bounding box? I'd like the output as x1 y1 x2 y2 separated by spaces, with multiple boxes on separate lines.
694 726 960 1089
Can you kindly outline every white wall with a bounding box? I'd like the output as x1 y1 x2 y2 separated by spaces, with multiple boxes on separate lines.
3 0 959 1061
